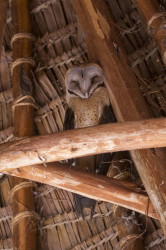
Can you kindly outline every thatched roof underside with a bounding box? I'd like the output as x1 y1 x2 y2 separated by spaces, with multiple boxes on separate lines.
0 0 166 249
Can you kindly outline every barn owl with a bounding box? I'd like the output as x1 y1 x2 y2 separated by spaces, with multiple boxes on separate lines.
64 63 116 218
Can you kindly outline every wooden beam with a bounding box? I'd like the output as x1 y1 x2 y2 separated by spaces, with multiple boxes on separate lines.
12 0 34 136
0 118 166 171
134 0 166 64
0 0 7 62
11 0 36 249
7 162 157 219
72 0 166 236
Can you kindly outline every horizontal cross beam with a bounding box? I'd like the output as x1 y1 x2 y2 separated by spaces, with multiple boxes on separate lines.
0 117 166 171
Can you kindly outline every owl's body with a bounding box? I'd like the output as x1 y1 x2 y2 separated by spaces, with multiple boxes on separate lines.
66 86 110 128
65 64 115 218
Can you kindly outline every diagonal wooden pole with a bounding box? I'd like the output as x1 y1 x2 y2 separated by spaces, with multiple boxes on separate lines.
72 0 166 236
7 162 157 219
11 0 37 249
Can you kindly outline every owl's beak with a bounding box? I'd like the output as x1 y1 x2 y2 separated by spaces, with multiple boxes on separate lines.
84 92 89 99
81 80 90 98
81 92 89 99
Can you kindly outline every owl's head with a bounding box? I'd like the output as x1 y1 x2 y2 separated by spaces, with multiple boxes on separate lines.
65 63 104 99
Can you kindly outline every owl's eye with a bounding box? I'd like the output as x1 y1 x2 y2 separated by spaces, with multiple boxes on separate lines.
91 76 103 85
91 76 99 84
70 81 78 88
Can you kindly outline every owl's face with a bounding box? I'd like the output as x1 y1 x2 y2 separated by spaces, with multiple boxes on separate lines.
65 64 104 99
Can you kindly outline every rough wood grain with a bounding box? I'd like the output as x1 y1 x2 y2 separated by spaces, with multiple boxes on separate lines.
7 162 157 219
0 118 166 170
72 0 166 236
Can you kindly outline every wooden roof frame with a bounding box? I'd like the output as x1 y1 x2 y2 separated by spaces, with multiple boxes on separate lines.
0 0 166 248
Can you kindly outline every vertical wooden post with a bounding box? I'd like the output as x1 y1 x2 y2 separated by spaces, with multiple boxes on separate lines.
135 0 166 64
0 0 7 92
11 0 35 136
0 0 7 62
72 0 166 236
11 0 37 249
